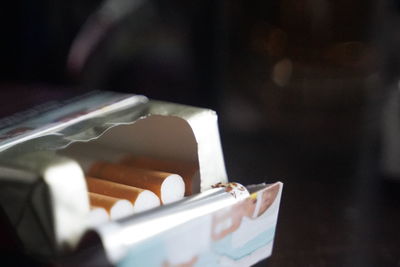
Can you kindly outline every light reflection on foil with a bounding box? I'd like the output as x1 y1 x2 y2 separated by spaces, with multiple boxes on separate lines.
94 186 249 263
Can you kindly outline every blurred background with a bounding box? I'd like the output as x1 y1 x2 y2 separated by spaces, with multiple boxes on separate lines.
0 0 400 266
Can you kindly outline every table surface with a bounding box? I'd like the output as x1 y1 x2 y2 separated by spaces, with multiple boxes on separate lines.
221 131 400 267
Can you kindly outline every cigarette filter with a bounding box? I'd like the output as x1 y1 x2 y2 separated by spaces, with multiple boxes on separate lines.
86 176 160 213
120 156 199 195
89 192 134 220
88 207 109 226
88 162 185 204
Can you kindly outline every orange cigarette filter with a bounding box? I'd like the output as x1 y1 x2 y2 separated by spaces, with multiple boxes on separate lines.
86 176 160 213
88 192 134 220
120 155 199 196
88 161 185 204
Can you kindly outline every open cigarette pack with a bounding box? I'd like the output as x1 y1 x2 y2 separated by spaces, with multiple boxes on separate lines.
0 91 282 266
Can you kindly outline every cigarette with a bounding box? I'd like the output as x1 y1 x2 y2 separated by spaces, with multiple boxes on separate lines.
120 156 199 196
86 176 160 213
88 161 185 204
88 192 134 220
88 207 109 226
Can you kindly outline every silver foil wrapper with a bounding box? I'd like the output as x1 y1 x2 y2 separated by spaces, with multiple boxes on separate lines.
86 183 250 264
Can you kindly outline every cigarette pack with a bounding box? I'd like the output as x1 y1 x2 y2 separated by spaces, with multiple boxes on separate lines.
0 91 282 266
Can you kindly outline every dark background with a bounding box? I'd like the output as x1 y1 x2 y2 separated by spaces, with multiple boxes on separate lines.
0 0 400 266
